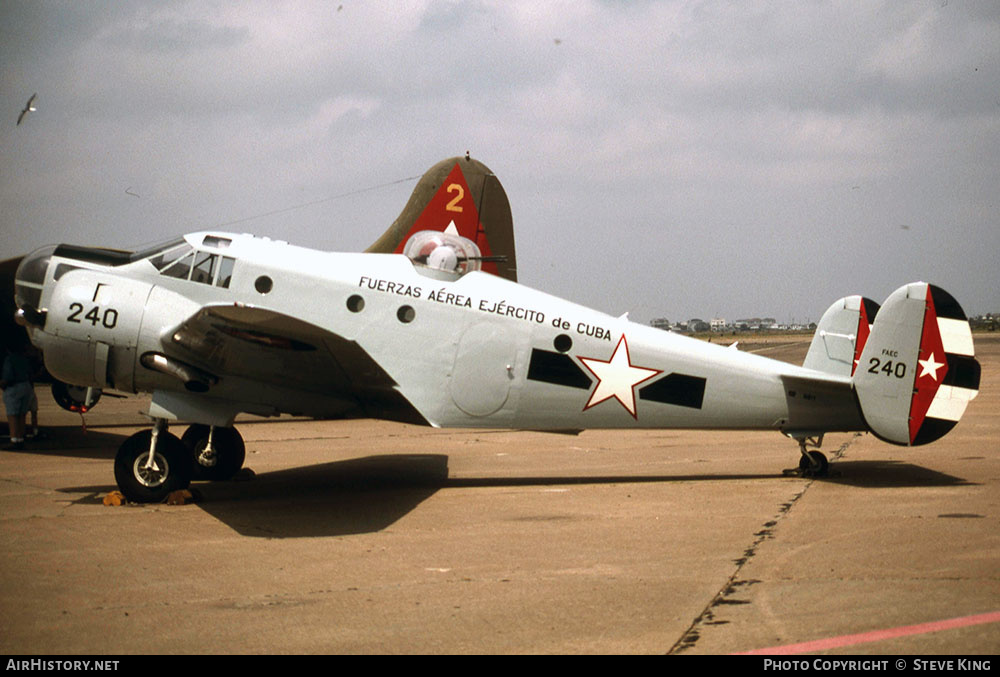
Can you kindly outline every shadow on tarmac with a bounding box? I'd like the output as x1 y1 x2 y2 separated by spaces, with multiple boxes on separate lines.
818 459 975 488
52 452 973 539
1 427 124 460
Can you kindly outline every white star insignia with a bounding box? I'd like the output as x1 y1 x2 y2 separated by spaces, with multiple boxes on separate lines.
579 335 661 418
918 352 945 381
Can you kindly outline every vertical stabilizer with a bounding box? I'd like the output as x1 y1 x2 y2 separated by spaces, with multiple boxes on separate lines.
365 156 516 281
803 295 879 377
853 282 980 445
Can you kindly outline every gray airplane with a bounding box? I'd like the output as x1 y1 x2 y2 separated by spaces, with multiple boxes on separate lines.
11 156 981 503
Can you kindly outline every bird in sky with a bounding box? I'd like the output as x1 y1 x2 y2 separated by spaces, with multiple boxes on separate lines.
17 93 37 126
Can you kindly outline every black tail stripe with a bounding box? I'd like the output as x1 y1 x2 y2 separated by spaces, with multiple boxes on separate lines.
862 297 881 322
929 285 967 321
943 354 981 390
912 417 958 446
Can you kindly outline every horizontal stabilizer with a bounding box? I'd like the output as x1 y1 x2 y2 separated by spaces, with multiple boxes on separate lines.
853 283 980 445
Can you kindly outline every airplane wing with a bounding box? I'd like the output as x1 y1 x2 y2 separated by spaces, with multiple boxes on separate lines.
165 304 428 425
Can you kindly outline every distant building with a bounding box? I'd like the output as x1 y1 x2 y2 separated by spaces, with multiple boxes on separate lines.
649 312 820 334
970 314 998 331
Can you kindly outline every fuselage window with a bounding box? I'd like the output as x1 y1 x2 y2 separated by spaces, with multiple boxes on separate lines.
254 275 273 294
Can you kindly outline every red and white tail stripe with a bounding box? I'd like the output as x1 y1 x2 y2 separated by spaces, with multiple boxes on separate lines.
853 282 980 446
851 297 879 376
909 285 980 445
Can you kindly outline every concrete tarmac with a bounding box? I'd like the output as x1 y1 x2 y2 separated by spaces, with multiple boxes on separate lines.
1 336 997 654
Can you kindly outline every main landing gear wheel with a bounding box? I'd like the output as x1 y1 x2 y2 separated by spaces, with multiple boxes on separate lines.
181 424 246 481
114 430 193 503
798 450 829 477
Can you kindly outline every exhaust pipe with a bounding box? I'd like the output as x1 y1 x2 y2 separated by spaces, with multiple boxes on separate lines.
140 352 217 392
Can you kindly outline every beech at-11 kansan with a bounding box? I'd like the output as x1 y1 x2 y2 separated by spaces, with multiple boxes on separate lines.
11 156 981 502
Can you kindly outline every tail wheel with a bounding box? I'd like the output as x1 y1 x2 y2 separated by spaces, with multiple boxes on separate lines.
114 430 192 503
181 424 246 481
798 450 829 477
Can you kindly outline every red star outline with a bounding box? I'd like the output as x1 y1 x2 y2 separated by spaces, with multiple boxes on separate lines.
578 334 662 419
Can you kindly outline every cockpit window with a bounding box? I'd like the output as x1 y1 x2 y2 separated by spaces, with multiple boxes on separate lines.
137 239 236 288
155 248 235 288
130 237 187 263
53 263 81 281
149 244 194 271
217 256 235 288
160 251 195 280
191 252 217 284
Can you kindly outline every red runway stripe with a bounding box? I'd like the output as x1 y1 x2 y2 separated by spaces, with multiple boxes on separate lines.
736 611 1000 655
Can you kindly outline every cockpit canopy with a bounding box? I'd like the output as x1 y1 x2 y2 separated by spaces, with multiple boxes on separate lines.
137 234 235 288
402 231 482 276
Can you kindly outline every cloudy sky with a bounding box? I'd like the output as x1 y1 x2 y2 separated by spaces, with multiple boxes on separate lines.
2 1 997 325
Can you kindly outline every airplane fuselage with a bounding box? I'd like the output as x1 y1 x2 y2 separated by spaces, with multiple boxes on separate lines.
18 231 863 436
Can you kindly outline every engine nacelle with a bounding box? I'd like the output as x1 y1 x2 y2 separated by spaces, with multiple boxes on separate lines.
35 269 152 391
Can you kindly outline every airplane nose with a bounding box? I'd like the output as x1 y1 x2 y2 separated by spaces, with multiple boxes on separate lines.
14 244 56 312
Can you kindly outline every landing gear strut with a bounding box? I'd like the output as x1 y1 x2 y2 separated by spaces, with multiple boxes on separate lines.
113 419 193 503
181 424 246 481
